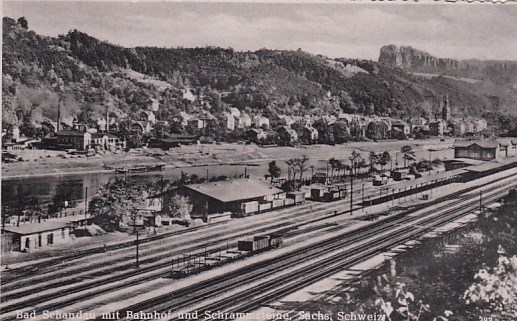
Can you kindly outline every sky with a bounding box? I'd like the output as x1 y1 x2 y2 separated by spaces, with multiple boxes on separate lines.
3 1 517 61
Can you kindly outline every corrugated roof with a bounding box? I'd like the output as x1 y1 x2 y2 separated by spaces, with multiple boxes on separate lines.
184 178 283 203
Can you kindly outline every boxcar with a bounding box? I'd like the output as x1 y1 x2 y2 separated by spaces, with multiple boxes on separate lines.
237 234 283 252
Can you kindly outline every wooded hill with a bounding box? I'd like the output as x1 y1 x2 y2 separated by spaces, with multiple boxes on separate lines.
3 16 516 137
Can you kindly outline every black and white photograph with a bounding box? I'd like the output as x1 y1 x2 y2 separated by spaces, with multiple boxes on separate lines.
1 1 517 320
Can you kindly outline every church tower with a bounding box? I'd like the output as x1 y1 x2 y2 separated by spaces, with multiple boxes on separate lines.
441 94 450 122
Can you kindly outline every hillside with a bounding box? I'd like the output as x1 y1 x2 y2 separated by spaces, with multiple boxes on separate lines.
3 17 517 139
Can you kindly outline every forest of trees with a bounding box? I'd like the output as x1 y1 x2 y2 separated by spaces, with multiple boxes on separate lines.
4 16 517 140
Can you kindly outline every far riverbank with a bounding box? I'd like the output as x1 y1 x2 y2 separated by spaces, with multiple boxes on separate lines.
1 139 454 181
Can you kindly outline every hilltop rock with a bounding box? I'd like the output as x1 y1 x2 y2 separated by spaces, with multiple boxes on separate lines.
378 44 517 84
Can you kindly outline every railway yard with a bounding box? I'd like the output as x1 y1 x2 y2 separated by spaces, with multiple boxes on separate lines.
1 160 517 321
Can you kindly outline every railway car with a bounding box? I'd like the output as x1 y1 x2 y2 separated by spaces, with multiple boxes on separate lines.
259 202 272 212
284 198 295 206
287 191 305 204
392 169 410 181
373 175 389 186
241 201 259 215
237 234 283 252
311 184 348 202
272 199 285 209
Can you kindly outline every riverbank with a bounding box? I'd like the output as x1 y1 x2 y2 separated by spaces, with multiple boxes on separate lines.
1 139 454 180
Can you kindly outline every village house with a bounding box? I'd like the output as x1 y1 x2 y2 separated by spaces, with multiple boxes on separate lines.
409 117 427 130
321 115 337 125
473 118 488 132
224 112 236 131
464 121 475 134
253 115 270 128
141 111 156 125
92 133 122 150
238 113 252 128
131 121 153 134
188 119 205 131
304 125 319 142
229 107 241 118
450 119 466 137
246 128 268 142
429 120 445 136
366 120 390 140
391 120 411 138
278 115 296 126
278 126 298 144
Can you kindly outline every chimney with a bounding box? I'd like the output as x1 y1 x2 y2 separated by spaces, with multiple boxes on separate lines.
57 97 61 132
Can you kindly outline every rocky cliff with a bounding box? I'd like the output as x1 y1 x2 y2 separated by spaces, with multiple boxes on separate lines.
378 44 517 82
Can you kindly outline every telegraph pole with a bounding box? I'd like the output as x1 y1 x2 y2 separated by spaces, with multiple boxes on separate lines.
84 187 88 220
362 183 364 210
135 226 140 268
480 190 483 213
349 160 354 214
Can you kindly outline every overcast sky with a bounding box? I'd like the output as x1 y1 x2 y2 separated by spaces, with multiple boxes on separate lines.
3 1 517 61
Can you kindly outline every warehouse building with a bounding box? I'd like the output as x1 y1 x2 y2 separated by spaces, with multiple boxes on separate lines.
3 222 73 252
179 178 285 216
2 215 89 252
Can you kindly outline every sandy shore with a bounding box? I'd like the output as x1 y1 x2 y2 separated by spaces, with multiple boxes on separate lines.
1 139 454 180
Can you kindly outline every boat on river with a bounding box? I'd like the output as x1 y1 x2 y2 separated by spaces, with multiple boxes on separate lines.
115 164 165 174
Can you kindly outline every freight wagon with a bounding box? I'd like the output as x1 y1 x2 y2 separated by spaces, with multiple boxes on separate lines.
237 197 296 217
237 234 283 253
311 184 348 202
287 191 305 204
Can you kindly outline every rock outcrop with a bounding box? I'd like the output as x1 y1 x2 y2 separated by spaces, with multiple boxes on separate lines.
378 44 517 81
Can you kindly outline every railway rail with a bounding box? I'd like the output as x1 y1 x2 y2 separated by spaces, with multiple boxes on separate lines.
1 170 515 321
98 177 516 321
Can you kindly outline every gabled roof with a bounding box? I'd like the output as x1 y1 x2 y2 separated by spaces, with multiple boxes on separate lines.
453 139 499 149
184 178 283 203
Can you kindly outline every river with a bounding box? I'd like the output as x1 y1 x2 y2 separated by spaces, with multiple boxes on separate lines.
1 147 452 207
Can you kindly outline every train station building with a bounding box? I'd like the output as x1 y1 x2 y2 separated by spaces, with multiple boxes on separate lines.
454 139 503 161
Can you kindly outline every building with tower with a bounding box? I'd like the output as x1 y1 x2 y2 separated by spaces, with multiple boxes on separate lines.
441 95 450 122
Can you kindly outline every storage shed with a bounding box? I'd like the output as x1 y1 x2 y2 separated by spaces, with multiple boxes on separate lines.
180 178 284 216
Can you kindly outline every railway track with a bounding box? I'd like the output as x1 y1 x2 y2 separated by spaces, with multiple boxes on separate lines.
2 171 515 321
205 185 512 320
1 180 401 316
101 178 516 320
0 207 349 313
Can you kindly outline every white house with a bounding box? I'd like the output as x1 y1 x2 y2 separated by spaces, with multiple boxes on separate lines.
238 114 252 128
225 112 236 131
253 116 270 128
